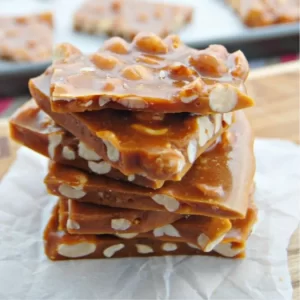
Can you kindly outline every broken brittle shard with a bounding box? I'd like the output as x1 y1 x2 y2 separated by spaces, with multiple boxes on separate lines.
34 33 254 114
44 112 254 219
29 75 232 181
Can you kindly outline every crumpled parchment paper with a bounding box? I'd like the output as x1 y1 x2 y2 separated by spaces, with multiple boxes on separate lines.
0 139 299 300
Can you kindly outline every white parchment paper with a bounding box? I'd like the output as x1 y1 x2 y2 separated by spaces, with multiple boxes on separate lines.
0 139 299 300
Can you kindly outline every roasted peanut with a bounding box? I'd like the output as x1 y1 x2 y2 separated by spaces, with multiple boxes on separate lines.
169 62 194 79
53 43 81 62
136 55 160 65
133 32 168 54
228 50 249 80
80 67 96 73
103 82 115 92
179 78 203 103
91 52 120 69
165 34 182 49
120 97 148 109
196 183 224 198
103 37 129 54
209 84 237 113
131 124 168 136
189 50 228 77
121 64 152 80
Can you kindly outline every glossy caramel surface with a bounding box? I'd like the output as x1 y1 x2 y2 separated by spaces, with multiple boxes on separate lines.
9 100 165 189
45 112 255 219
30 73 229 180
46 33 254 113
44 204 245 260
224 201 257 244
59 198 233 250
60 198 181 234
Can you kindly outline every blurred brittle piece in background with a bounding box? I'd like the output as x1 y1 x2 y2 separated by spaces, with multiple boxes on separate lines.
227 0 300 27
74 0 193 40
0 12 53 62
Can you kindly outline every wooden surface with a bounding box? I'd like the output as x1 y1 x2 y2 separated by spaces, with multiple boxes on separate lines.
0 61 299 298
246 61 299 142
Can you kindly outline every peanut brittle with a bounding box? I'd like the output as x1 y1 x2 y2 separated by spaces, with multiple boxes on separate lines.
10 100 166 189
227 0 300 27
74 0 193 39
44 111 255 219
0 12 53 62
44 204 246 260
38 33 254 113
59 198 231 252
58 198 181 234
58 198 257 255
30 73 231 181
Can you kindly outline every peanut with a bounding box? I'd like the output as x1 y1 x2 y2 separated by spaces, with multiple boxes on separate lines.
179 78 203 103
91 52 120 70
209 84 237 113
136 55 160 65
133 32 168 54
131 124 168 136
189 50 228 77
169 62 193 79
229 50 249 80
53 43 81 62
165 34 182 49
103 37 129 54
103 78 122 91
121 64 152 80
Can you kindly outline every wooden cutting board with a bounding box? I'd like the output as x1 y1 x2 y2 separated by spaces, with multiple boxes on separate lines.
0 61 299 299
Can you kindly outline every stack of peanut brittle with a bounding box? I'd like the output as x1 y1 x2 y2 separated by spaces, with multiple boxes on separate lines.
10 33 257 261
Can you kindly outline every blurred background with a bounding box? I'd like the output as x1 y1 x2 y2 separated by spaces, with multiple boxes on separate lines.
0 0 299 116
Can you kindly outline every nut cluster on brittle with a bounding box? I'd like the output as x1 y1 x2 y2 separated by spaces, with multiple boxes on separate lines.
50 32 250 114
